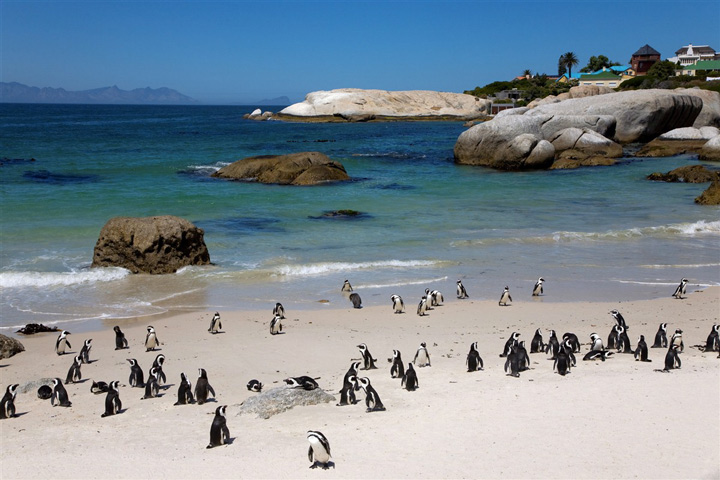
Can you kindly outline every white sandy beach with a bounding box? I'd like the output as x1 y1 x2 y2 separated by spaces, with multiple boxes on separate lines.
1 287 718 479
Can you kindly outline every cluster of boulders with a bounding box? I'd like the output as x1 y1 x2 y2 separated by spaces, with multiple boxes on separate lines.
244 108 273 121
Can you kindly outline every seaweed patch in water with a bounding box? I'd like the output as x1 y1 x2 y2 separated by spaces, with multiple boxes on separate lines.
23 169 99 184
308 210 372 220
196 216 285 234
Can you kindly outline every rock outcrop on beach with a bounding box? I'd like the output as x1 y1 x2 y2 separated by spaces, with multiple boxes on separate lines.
275 89 491 121
455 89 705 170
212 151 350 185
91 216 211 274
635 126 720 157
695 178 720 205
647 165 719 183
237 386 336 419
0 334 25 359
527 85 615 108
700 135 720 161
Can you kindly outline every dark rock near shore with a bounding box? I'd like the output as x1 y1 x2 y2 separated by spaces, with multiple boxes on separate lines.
91 215 211 274
635 139 708 157
16 323 60 335
695 178 720 205
647 165 719 183
0 334 25 359
236 386 336 419
212 152 350 185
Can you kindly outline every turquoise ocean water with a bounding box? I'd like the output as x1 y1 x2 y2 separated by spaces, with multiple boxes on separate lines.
1 103 719 332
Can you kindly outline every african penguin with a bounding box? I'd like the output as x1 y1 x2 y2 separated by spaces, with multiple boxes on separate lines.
175 372 195 405
503 344 520 378
141 367 161 399
151 354 167 384
355 377 386 412
65 355 82 384
589 333 604 352
284 376 319 391
583 334 613 361
634 335 651 362
391 294 405 314
55 330 71 355
615 326 633 354
663 344 682 371
91 380 109 394
703 324 720 352
144 326 160 351
0 384 19 419
337 362 359 406
101 381 122 417
307 430 332 469
401 363 419 391
423 289 435 310
607 325 620 350
390 350 405 378
416 296 428 316
466 342 484 372
270 314 283 335
456 280 469 299
113 326 128 350
500 332 520 358
532 277 545 296
672 278 688 299
208 312 222 334
562 333 581 353
671 329 684 353
530 328 545 353
554 342 571 376
358 343 378 370
79 338 92 364
546 330 559 359
246 379 263 393
127 359 145 387
651 323 668 348
517 340 531 371
273 302 286 319
341 280 353 292
610 309 628 330
429 289 444 306
413 342 431 367
195 368 216 404
50 378 72 407
349 293 362 309
206 405 230 449
498 286 512 306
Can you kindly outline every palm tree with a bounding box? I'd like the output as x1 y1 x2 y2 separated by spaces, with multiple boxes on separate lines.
522 69 533 79
561 52 579 77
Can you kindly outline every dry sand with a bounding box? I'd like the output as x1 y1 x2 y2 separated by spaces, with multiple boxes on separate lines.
1 287 718 479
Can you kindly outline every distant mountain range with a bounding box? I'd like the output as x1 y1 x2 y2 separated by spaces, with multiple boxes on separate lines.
253 96 291 106
0 82 198 105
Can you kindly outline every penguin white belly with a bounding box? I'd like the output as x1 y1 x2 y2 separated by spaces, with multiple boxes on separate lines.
309 438 330 463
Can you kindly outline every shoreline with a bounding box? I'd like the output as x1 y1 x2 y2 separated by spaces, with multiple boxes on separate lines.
2 287 718 479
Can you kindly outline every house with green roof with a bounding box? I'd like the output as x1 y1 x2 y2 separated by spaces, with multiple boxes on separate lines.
578 70 623 88
682 59 720 76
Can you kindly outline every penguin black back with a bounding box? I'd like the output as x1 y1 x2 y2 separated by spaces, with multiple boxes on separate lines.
113 326 128 350
401 363 418 391
195 368 216 405
206 405 230 448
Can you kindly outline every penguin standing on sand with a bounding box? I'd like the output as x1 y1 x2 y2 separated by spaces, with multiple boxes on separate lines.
429 289 444 306
390 351 405 378
456 280 469 299
113 326 128 350
175 372 194 405
273 303 286 319
562 333 581 353
391 294 405 314
499 286 512 306
357 343 378 370
546 330 559 359
671 329 684 353
504 344 520 378
634 335 651 362
101 381 122 417
610 309 628 330
554 342 571 376
416 296 428 316
672 278 688 299
51 378 72 407
652 323 668 348
337 362 359 406
0 384 19 419
349 293 362 309
703 324 719 352
466 342 484 372
413 342 431 367
208 312 222 334
151 354 167 385
589 333 604 352
55 330 71 355
423 289 435 310
195 368 216 405
141 367 161 399
517 340 531 371
341 280 353 292
530 328 545 353
79 339 92 364
206 405 230 449
616 326 633 354
144 326 160 351
270 314 283 335
532 277 545 296
127 359 144 387
401 363 419 391
500 332 521 357
355 377 386 412
65 355 82 384
307 430 333 469
663 344 682 371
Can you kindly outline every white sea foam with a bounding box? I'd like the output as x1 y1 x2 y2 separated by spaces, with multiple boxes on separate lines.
274 259 440 277
0 267 130 288
360 276 449 289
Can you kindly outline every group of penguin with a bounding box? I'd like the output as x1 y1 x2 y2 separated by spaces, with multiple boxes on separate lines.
2 276 718 470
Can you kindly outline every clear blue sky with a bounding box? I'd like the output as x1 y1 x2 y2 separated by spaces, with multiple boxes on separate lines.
2 0 719 104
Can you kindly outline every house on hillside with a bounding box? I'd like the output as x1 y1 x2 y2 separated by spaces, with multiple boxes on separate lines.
681 59 720 76
630 44 661 75
667 44 720 66
578 70 623 88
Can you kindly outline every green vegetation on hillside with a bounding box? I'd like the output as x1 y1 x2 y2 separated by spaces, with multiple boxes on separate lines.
464 75 573 105
618 60 720 93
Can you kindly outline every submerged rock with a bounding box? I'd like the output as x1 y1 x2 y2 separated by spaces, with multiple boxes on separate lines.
16 323 60 335
695 178 720 205
237 386 336 419
0 334 25 359
92 215 211 274
647 165 719 183
212 152 350 185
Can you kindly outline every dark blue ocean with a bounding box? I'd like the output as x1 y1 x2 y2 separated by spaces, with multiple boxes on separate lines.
1 103 718 331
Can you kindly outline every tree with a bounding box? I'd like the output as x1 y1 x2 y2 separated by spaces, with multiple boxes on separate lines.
561 52 579 77
580 55 621 73
558 56 567 76
647 60 676 81
522 69 533 78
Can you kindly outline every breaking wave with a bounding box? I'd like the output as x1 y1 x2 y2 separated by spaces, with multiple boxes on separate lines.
0 267 130 288
273 259 441 277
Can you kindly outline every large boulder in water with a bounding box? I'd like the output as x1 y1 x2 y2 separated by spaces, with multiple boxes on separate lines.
212 152 350 185
695 178 720 205
0 334 25 359
91 216 211 274
699 135 720 161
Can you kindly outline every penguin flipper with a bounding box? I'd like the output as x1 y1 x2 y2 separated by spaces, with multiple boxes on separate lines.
308 446 314 463
208 385 216 397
